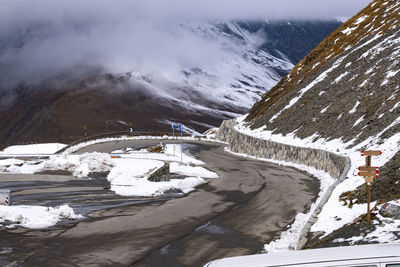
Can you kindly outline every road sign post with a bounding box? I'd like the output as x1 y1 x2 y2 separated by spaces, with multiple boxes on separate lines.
179 123 183 164
358 150 381 225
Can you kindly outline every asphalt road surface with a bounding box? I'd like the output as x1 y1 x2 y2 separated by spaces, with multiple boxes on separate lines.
0 140 319 266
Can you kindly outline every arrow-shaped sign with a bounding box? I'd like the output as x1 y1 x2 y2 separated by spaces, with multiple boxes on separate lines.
361 150 382 156
358 171 379 177
358 166 379 172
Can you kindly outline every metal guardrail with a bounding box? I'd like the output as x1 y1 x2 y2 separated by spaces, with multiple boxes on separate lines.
55 131 192 154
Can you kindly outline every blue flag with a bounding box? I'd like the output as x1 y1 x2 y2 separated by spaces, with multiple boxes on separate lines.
171 123 175 129
179 123 183 133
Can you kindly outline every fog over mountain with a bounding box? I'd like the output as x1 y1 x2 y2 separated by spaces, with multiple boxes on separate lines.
0 0 370 94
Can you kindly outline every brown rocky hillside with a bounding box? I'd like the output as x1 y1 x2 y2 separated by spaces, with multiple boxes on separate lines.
0 75 227 147
246 0 400 201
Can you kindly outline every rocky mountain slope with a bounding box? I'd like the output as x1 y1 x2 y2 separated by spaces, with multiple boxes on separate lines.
238 0 400 247
0 20 340 146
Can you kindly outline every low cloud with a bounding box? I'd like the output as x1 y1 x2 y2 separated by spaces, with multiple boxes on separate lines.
0 0 371 92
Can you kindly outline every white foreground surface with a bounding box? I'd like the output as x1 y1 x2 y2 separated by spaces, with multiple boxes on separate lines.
205 244 400 267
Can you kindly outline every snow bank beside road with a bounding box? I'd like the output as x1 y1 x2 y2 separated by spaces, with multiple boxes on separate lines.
107 144 218 196
1 152 114 177
0 204 82 229
0 143 66 155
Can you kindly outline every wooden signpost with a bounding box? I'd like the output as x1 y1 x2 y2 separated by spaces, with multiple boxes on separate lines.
358 150 381 225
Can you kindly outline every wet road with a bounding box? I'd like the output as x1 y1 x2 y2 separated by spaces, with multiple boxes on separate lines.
0 140 319 266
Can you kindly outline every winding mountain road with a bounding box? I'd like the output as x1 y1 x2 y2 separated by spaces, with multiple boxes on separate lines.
0 139 319 266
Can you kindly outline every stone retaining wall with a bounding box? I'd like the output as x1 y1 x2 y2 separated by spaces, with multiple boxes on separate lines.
147 163 170 182
217 119 347 179
216 119 351 249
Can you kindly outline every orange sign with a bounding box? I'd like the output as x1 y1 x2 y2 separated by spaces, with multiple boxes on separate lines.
361 150 382 156
358 166 379 172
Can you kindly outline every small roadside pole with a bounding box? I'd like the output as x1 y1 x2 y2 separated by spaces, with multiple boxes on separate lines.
0 189 12 206
358 150 382 225
129 122 133 135
179 123 183 164
171 123 175 155
84 124 88 137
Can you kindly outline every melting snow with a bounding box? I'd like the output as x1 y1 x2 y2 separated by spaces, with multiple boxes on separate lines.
320 105 330 114
342 26 357 35
1 153 114 177
333 71 349 83
355 15 369 25
107 144 218 197
349 100 360 114
360 80 368 87
389 102 400 112
0 204 82 229
353 115 365 127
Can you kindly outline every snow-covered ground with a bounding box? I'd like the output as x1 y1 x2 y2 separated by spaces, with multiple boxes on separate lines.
0 142 218 227
0 204 82 229
0 143 67 155
230 114 400 252
109 144 218 196
333 200 400 245
0 152 114 177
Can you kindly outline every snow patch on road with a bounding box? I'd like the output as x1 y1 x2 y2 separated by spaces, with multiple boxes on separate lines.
0 204 82 229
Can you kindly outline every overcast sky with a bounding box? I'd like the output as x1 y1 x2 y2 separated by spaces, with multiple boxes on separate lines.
0 0 372 95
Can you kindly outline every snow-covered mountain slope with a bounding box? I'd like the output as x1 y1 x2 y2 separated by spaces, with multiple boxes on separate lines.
0 20 341 145
119 21 295 116
234 0 400 248
115 20 341 116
